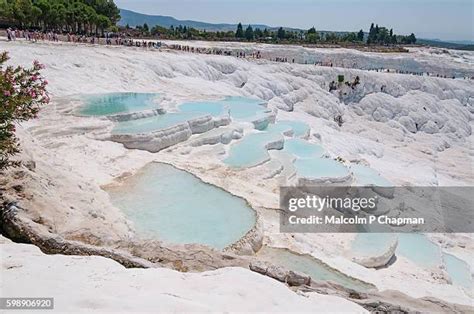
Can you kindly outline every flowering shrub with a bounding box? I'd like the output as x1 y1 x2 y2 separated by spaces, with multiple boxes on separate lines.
0 51 49 171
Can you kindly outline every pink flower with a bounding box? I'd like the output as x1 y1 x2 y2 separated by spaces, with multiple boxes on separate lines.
4 91 11 97
30 91 36 98
33 60 45 69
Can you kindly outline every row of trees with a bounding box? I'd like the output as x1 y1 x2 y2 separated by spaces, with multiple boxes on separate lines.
0 0 120 35
129 21 416 46
129 22 364 44
235 23 364 43
236 22 416 45
367 23 416 45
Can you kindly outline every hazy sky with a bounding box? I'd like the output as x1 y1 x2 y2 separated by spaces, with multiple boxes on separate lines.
115 0 473 41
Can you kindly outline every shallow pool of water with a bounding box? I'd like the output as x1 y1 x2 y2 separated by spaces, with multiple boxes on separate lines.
224 132 283 168
112 112 203 134
79 93 160 116
258 246 375 291
264 121 310 137
106 163 256 249
352 234 442 269
443 253 472 289
284 139 325 159
353 234 472 288
179 96 267 120
351 164 392 187
265 123 293 135
396 234 442 268
277 120 310 137
294 158 349 179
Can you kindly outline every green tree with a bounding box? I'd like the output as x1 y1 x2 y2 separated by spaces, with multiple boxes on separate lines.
343 32 357 42
376 27 389 44
306 32 320 43
96 14 111 35
263 28 270 38
235 22 244 38
0 0 13 19
367 23 375 44
245 25 254 40
30 3 41 25
357 29 364 42
11 0 32 27
277 27 285 40
325 32 338 43
0 0 121 34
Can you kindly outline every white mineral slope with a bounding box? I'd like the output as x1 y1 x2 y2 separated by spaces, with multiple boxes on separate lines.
2 39 472 188
161 40 474 77
0 39 473 306
0 237 367 313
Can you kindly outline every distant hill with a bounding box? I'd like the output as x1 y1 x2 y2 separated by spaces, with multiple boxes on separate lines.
417 38 474 51
119 9 271 31
119 9 351 35
423 38 474 45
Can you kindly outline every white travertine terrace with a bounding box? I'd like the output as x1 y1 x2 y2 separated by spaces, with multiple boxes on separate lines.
1 39 473 310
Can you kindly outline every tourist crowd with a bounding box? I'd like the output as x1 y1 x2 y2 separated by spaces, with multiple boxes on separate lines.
4 28 472 80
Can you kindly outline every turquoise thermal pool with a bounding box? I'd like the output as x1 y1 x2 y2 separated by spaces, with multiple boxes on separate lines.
224 131 283 168
223 121 314 169
265 123 294 135
352 234 441 268
351 164 392 187
79 93 160 116
396 234 442 268
258 247 375 292
105 95 271 135
283 139 325 159
106 163 256 249
276 120 310 137
443 253 472 289
264 120 310 138
112 112 203 134
294 158 350 179
351 234 472 288
179 96 268 120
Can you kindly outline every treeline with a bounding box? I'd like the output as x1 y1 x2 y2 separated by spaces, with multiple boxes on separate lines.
129 23 365 44
367 23 416 45
0 0 120 35
130 22 416 46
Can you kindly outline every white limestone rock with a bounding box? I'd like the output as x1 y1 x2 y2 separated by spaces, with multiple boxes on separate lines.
108 108 166 122
1 240 367 313
352 237 398 269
